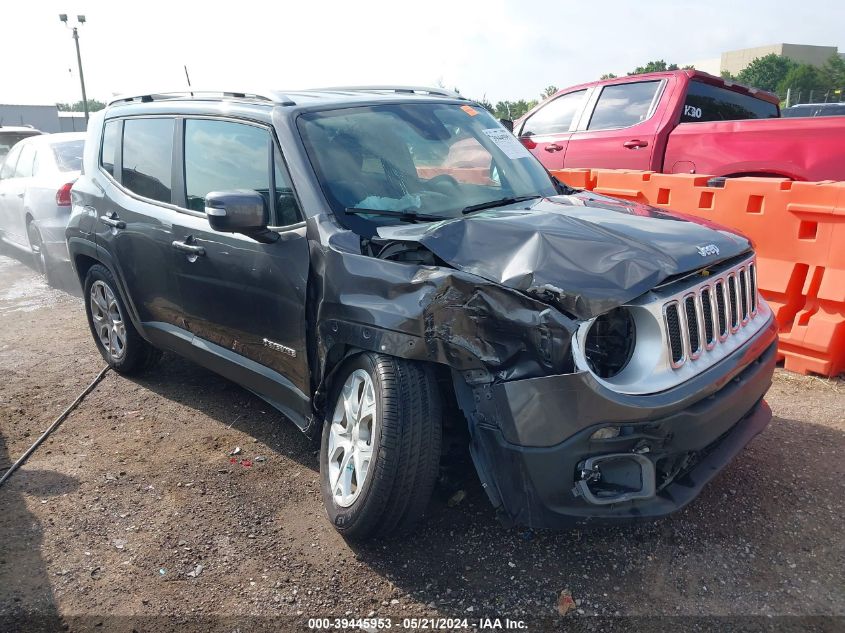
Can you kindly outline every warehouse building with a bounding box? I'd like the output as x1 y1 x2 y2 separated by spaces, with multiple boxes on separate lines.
0 103 87 133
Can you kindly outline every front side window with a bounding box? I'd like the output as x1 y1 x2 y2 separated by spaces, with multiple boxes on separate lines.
184 119 270 214
122 118 174 203
298 103 556 234
100 120 121 178
521 90 588 136
588 81 661 130
681 80 779 122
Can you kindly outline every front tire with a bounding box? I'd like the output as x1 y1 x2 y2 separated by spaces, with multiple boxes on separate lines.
320 353 442 540
83 264 161 374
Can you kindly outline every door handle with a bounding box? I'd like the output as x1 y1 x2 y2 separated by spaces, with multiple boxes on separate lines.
623 139 648 149
172 240 206 256
544 143 564 152
100 214 126 229
16 193 25 198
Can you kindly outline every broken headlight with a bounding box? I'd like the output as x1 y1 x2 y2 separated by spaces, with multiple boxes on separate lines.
584 307 636 378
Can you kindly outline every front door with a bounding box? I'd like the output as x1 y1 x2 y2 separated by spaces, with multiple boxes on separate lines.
171 118 311 421
517 89 589 171
564 79 665 171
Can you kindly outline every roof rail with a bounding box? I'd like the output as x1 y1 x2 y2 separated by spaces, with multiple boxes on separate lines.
311 85 465 99
107 89 296 107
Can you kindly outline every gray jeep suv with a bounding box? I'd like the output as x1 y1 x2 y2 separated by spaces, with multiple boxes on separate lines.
67 87 777 539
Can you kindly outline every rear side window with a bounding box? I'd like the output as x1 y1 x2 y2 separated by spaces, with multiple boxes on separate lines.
14 143 36 178
588 81 661 130
100 120 121 178
521 90 587 136
122 118 174 203
681 80 779 122
184 119 301 224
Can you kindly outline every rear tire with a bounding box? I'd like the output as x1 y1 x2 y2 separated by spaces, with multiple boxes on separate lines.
320 353 442 540
27 221 55 286
83 264 161 374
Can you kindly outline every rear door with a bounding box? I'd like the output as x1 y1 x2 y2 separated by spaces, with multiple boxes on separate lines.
517 89 589 170
171 117 312 419
92 116 186 348
564 79 665 170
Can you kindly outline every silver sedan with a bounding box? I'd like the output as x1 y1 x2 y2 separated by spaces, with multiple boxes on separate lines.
0 132 85 281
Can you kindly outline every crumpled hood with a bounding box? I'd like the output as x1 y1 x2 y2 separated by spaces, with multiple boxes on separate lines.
376 192 752 320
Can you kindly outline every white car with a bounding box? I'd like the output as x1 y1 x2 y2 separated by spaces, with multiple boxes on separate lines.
0 132 85 280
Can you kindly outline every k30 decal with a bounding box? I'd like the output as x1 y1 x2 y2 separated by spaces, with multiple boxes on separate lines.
684 105 703 119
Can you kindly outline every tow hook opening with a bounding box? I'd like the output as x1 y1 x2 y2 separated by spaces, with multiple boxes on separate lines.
573 453 656 505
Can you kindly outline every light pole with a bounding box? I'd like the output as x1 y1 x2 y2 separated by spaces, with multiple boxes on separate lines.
59 14 89 121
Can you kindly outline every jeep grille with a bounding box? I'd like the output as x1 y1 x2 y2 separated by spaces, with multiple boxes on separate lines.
664 261 759 370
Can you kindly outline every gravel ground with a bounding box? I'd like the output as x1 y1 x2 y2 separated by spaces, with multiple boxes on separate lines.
0 251 843 632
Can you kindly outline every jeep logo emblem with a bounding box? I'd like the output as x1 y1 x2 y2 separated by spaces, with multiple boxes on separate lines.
696 244 720 257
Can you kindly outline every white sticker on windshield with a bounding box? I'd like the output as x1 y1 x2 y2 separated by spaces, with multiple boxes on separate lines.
482 128 533 160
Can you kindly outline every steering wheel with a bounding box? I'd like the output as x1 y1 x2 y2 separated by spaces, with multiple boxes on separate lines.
427 174 462 190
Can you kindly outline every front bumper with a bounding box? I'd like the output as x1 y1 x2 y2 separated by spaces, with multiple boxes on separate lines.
469 314 778 528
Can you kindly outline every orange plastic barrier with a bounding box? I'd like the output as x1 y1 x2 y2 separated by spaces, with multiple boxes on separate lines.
551 168 845 377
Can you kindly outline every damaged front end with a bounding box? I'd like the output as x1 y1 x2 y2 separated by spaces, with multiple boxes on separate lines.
305 189 777 528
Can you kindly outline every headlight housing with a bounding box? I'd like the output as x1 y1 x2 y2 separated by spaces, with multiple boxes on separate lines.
583 307 636 378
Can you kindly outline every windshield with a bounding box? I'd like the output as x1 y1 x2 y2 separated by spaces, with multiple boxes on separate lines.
52 140 84 172
298 103 557 232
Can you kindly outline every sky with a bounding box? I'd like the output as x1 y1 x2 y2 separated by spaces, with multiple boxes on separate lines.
3 0 843 107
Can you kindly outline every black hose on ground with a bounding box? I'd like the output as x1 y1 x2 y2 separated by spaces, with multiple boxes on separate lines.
0 366 110 489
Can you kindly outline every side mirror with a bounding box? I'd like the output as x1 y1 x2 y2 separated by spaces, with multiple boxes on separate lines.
499 118 514 133
205 190 277 242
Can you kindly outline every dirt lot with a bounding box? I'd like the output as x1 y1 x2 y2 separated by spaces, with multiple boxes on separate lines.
0 251 843 632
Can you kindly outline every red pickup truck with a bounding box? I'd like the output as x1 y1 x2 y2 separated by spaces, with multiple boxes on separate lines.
515 70 845 181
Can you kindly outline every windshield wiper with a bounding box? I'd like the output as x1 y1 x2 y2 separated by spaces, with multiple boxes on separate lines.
344 207 449 222
461 195 542 215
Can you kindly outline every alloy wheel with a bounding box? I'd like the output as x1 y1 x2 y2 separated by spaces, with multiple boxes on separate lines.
89 280 127 361
328 369 378 507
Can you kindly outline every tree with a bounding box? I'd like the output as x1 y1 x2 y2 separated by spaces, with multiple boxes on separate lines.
778 64 823 95
735 54 797 92
493 99 537 120
57 99 105 112
720 70 736 81
541 85 558 100
600 73 618 80
628 60 678 75
819 53 845 90
475 95 495 113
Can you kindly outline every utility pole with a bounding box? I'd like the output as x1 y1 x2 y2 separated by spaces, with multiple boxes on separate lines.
59 14 89 121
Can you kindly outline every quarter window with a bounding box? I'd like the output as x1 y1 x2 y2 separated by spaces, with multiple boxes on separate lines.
588 81 661 130
521 90 587 136
122 118 174 204
100 120 121 178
